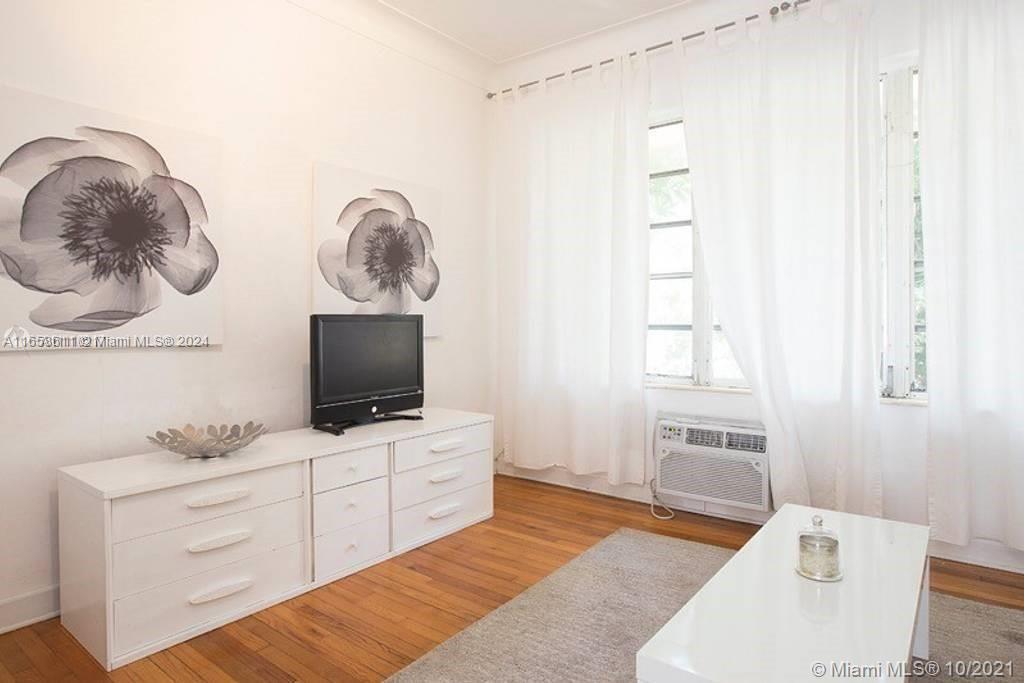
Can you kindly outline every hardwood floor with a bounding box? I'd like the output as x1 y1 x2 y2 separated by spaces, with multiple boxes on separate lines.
2 474 1022 681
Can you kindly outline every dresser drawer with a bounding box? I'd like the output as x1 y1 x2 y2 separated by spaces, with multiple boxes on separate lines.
314 476 388 537
393 481 492 551
393 450 492 510
111 463 304 543
313 445 388 494
393 423 492 473
112 497 304 599
114 543 304 656
314 514 390 581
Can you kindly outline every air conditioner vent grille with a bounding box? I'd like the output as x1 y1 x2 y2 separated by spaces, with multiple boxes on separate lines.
659 450 764 507
726 432 767 453
685 428 723 448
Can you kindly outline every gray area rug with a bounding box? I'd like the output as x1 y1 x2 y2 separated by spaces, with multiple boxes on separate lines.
388 528 1024 682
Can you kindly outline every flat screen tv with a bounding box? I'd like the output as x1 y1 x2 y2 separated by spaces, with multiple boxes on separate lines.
310 314 424 434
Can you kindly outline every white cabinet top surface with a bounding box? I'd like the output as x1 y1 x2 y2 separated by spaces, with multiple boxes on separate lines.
58 408 492 499
636 503 930 683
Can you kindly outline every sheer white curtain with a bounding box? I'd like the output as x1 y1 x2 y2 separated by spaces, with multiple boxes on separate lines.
678 1 883 513
491 55 649 485
921 0 1024 550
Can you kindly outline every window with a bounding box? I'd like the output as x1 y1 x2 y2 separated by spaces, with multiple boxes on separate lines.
880 67 925 397
645 120 745 386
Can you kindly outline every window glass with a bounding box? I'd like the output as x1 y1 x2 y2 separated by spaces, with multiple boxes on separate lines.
649 225 693 275
649 123 688 175
648 278 693 327
647 329 693 378
648 173 692 224
911 73 926 393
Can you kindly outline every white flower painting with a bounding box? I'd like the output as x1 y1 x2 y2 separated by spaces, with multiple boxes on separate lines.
313 163 443 336
0 86 223 350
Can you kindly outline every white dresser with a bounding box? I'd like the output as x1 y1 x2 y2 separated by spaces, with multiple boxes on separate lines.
57 408 493 671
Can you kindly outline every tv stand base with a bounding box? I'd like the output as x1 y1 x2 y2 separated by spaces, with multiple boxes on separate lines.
313 412 424 436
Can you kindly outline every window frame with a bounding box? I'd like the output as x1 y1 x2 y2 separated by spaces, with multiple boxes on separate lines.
880 66 926 398
644 118 746 389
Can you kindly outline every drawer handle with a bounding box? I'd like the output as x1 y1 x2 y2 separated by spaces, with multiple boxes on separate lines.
346 500 359 508
429 469 465 484
348 463 359 472
185 489 251 509
187 530 252 554
188 578 254 605
429 503 462 520
429 438 465 453
347 541 359 550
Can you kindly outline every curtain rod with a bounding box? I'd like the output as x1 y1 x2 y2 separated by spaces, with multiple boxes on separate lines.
485 0 811 100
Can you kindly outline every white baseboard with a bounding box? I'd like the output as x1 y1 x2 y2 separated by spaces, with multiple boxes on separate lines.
496 462 651 504
930 538 1024 575
0 585 59 635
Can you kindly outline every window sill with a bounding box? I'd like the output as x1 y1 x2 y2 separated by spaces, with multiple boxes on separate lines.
645 382 929 406
645 381 752 395
880 396 928 407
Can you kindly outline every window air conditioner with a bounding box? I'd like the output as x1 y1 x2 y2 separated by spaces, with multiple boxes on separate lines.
655 415 771 512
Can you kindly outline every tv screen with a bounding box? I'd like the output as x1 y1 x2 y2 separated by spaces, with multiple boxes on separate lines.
310 314 423 428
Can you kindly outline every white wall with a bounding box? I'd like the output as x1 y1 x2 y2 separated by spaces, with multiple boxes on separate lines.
0 0 492 632
490 0 1024 574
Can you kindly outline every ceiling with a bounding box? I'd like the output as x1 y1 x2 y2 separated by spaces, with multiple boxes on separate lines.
377 0 690 63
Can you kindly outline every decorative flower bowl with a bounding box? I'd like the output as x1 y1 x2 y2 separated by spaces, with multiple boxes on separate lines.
148 422 268 459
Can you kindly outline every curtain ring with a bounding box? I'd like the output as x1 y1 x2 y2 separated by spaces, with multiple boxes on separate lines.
770 2 793 19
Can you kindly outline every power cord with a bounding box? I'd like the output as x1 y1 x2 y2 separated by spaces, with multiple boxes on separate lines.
649 478 675 520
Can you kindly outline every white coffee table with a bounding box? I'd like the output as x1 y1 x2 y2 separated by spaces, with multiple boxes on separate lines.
636 503 930 682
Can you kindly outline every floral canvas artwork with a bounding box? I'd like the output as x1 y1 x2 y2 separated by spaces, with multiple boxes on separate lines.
0 86 223 349
313 163 443 336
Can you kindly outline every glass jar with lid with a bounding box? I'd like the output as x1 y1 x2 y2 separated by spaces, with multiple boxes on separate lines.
797 514 842 581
